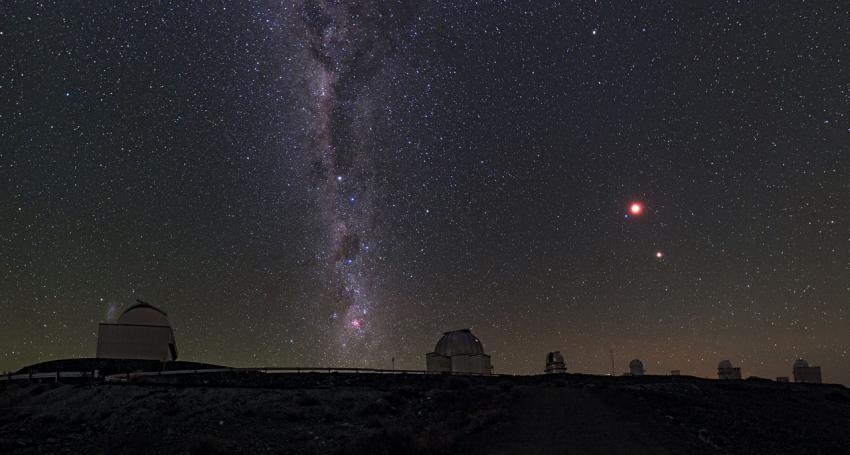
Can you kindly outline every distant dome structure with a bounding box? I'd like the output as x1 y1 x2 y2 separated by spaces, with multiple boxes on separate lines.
717 359 741 380
97 300 178 361
545 351 567 374
426 329 493 375
792 358 809 370
792 358 822 384
629 359 645 376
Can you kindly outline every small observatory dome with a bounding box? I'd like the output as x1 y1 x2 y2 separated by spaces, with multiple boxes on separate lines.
629 359 645 376
717 359 741 379
433 329 485 356
792 358 822 383
545 351 567 374
793 358 809 370
117 301 172 327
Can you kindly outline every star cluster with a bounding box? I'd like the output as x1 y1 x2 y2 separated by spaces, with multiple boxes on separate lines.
1 1 848 383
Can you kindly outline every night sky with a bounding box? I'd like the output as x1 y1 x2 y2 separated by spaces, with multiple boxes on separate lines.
2 1 848 384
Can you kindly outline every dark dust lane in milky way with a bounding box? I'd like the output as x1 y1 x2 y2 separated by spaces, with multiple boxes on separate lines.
297 1 420 365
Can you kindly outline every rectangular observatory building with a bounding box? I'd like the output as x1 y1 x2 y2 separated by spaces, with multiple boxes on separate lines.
96 324 177 361
96 301 178 361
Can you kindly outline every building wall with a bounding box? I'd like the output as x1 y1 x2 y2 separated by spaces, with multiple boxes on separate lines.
718 367 742 380
426 353 492 374
472 355 492 374
545 362 566 374
97 324 175 361
449 355 473 373
450 354 492 375
793 366 822 383
426 353 451 372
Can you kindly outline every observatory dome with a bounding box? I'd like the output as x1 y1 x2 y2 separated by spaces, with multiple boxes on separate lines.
117 302 172 327
545 351 567 374
433 329 485 356
629 358 645 376
718 359 733 369
793 358 809 369
426 329 492 375
97 300 177 361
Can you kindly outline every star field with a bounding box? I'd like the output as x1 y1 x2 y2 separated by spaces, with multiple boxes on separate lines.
1 1 848 383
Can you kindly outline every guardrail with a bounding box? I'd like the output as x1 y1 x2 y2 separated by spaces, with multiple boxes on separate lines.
1 366 503 383
1 371 97 382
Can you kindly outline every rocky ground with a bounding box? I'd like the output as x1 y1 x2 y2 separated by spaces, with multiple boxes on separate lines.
1 372 848 454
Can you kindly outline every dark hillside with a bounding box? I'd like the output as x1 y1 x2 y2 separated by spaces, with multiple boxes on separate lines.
0 373 848 454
